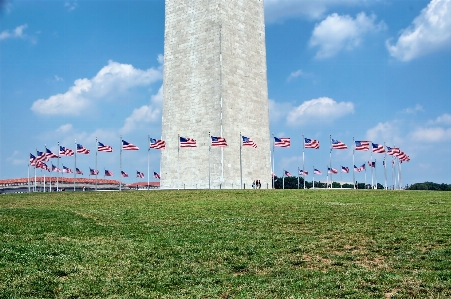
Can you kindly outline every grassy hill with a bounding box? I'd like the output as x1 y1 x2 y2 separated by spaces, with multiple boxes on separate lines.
1 190 450 298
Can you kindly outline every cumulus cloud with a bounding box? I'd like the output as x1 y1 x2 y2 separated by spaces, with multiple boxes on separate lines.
410 127 451 142
386 0 451 61
287 69 305 82
366 121 403 145
268 99 293 124
286 97 354 126
31 60 163 116
120 86 163 134
65 1 78 11
0 24 28 41
401 104 424 114
264 0 364 22
428 113 451 126
309 12 386 59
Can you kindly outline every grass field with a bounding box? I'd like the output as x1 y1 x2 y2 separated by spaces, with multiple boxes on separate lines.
1 190 450 298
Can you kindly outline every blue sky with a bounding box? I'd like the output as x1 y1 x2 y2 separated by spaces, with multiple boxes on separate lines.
1 0 450 186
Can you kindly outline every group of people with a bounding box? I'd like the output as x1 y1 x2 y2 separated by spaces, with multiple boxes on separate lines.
252 180 262 189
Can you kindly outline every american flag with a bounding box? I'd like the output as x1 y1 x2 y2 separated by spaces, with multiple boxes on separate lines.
386 146 400 156
274 137 290 147
396 151 408 161
359 163 366 171
89 168 99 175
46 148 59 159
372 143 385 153
76 168 83 175
98 142 113 152
153 171 161 179
328 167 338 174
299 169 308 176
137 171 145 178
77 144 90 154
355 141 370 151
37 150 48 162
179 136 197 148
122 140 139 150
304 138 320 149
121 171 129 178
149 138 166 150
211 136 228 147
63 165 73 173
52 164 62 172
332 139 348 149
30 153 37 166
242 136 257 148
368 161 376 168
284 170 292 177
314 168 322 175
341 166 349 173
38 162 50 171
104 169 114 176
59 146 74 156
354 165 361 172
272 172 278 179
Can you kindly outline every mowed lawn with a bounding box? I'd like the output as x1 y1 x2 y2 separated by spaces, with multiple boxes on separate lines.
0 190 450 298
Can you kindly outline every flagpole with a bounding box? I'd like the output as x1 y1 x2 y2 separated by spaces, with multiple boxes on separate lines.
272 133 275 189
119 135 122 191
208 132 211 189
178 134 180 190
239 132 242 189
28 154 30 193
353 137 355 189
312 166 315 189
56 141 60 191
35 149 38 192
375 159 378 189
302 134 305 189
95 137 98 191
297 167 300 189
329 135 332 188
370 141 374 189
74 139 77 191
282 170 285 190
384 142 387 190
147 135 150 190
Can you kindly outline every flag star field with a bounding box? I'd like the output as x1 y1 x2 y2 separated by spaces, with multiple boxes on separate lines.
0 0 450 186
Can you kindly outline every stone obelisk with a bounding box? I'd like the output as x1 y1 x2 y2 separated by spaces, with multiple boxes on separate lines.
161 0 271 189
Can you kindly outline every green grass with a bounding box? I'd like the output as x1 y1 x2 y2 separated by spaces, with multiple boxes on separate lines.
1 190 450 298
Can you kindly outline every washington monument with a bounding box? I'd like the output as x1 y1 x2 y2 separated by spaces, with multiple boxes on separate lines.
161 0 271 189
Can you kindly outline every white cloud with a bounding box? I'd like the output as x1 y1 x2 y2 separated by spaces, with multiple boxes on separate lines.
401 104 424 114
309 12 386 59
54 75 64 82
410 127 451 142
386 0 451 61
0 24 28 41
366 120 404 146
56 124 73 133
120 86 163 134
31 60 163 116
264 0 364 22
268 99 293 124
286 97 354 126
287 69 305 82
428 113 451 126
65 1 78 11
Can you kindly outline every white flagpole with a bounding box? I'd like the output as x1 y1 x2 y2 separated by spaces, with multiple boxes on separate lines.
57 141 60 191
329 135 332 188
272 133 275 189
312 166 315 189
384 143 388 189
74 139 77 191
282 170 285 189
147 135 150 190
177 134 180 190
370 141 374 189
302 135 305 189
240 132 243 189
28 155 31 193
375 159 378 189
297 167 300 189
119 135 122 191
95 137 98 191
353 137 355 189
209 132 211 189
